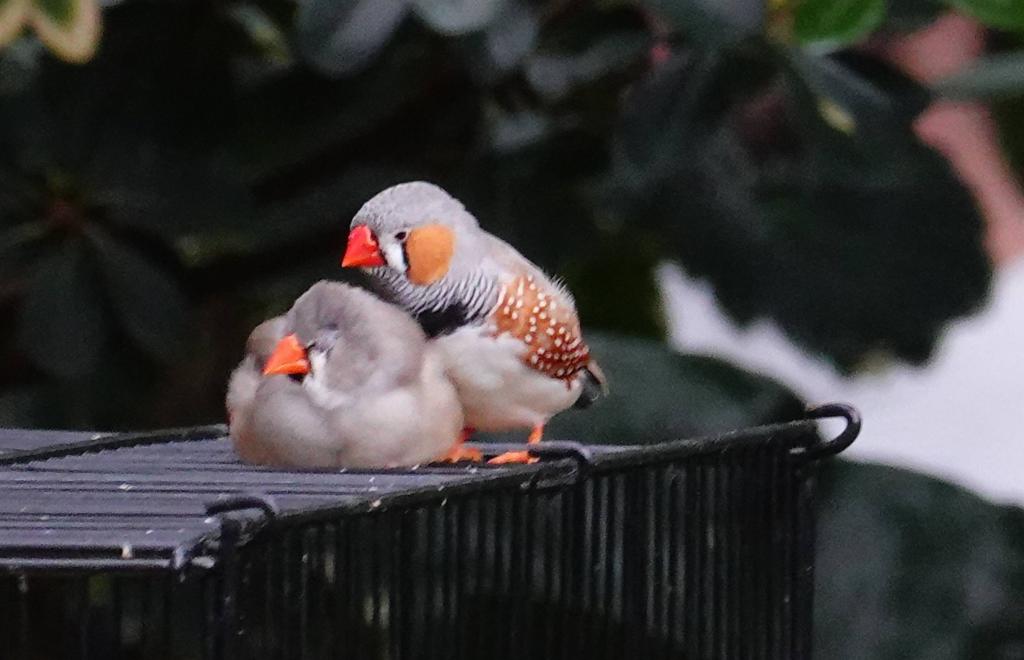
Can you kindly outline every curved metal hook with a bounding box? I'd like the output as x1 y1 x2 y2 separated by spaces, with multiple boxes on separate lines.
525 441 596 466
796 403 862 460
205 493 280 521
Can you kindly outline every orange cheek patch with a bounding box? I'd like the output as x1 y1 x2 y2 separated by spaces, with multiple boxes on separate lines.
405 224 455 285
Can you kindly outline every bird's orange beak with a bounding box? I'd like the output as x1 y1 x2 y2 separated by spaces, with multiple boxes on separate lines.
341 225 385 268
263 334 310 376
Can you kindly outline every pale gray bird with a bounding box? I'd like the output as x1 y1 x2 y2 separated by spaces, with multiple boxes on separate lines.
340 181 607 464
225 315 288 465
225 281 464 469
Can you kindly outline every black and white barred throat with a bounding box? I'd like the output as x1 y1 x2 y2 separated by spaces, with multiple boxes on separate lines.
369 268 499 338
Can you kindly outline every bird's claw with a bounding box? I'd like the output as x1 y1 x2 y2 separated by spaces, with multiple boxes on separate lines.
487 451 538 465
442 445 483 463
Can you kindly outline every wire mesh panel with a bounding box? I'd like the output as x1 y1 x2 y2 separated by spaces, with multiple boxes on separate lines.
226 429 821 660
0 572 216 660
0 407 858 660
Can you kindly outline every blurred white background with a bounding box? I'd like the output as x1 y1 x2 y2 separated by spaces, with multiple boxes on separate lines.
660 258 1024 505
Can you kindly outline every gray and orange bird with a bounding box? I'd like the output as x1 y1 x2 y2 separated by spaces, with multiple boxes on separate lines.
226 281 465 469
340 182 607 464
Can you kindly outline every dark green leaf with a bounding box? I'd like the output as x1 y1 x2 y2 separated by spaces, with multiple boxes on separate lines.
226 4 291 64
87 228 188 362
484 334 806 444
87 142 254 237
793 0 886 51
230 37 433 179
0 387 47 427
784 51 931 152
17 240 107 378
944 0 1024 31
0 38 42 96
817 461 1024 658
481 0 535 71
295 0 408 76
453 131 612 274
884 0 944 32
0 222 46 264
410 0 506 36
562 236 666 340
995 95 1024 176
525 31 649 102
607 50 991 370
643 0 763 49
249 166 417 247
33 0 73 27
484 107 552 153
459 0 537 83
934 51 1024 99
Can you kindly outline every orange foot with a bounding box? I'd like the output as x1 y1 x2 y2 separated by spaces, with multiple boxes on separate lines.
443 445 483 463
487 451 537 465
442 427 482 463
487 424 543 465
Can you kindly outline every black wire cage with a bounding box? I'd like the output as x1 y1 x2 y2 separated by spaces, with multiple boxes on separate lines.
0 404 859 660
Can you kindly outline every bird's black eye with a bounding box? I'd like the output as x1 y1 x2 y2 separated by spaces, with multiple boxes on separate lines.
395 231 408 241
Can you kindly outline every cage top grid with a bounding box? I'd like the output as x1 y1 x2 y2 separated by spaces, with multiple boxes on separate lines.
0 405 858 577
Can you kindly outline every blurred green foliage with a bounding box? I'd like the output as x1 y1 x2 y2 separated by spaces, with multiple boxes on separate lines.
817 461 1024 659
1 1 1024 657
0 0 1010 431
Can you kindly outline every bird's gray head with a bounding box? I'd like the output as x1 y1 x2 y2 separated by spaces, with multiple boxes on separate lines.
246 316 288 368
286 281 427 392
341 182 485 288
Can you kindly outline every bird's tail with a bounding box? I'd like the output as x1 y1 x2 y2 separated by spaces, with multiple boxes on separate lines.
573 360 609 410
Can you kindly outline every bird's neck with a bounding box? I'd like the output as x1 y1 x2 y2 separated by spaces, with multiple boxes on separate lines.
372 269 499 338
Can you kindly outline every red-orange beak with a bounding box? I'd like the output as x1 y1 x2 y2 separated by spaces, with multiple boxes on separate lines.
262 334 310 376
341 225 385 268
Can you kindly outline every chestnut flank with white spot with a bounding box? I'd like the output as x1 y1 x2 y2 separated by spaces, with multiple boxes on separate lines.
491 274 591 384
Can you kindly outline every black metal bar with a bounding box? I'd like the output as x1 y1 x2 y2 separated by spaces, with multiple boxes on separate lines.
203 494 278 660
206 494 280 520
16 574 29 660
0 425 227 466
795 451 819 659
0 558 179 571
